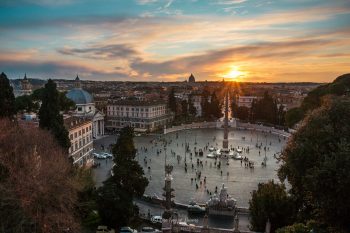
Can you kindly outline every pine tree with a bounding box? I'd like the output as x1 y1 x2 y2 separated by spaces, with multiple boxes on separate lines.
210 92 222 119
181 99 188 118
97 126 148 229
38 79 70 150
188 95 197 117
168 88 177 114
0 72 16 118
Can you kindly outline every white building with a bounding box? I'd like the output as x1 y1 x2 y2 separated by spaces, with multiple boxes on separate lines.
64 116 94 166
106 100 173 132
66 76 105 138
237 96 258 108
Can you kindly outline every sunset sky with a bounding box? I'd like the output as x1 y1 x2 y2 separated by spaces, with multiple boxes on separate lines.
1 0 349 82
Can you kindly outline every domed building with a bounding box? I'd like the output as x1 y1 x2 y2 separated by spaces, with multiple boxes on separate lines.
66 76 105 139
188 73 196 83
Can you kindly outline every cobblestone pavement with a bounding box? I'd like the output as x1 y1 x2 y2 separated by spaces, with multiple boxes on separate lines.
92 128 287 229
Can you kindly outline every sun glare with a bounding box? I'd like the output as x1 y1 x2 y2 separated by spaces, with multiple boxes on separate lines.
223 66 245 81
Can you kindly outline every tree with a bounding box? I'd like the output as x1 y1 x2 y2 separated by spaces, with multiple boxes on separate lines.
0 72 16 118
168 88 177 114
249 180 294 233
278 96 350 232
75 168 101 230
181 99 188 118
201 89 211 119
188 95 197 117
285 107 303 128
32 87 75 112
15 95 39 113
210 92 222 119
0 118 81 233
276 223 310 233
286 73 350 127
250 91 280 125
38 79 70 150
236 106 250 121
231 94 238 118
97 127 148 229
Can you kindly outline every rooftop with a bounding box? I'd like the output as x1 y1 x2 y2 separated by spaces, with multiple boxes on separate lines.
64 116 91 130
108 99 167 106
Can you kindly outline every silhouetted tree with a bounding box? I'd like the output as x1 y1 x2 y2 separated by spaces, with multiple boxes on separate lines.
0 72 16 118
181 99 188 118
210 92 222 119
250 91 280 125
236 106 250 121
168 88 177 114
38 79 70 150
188 95 197 117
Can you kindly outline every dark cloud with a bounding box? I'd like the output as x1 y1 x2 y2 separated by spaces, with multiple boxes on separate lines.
57 44 139 59
0 59 128 80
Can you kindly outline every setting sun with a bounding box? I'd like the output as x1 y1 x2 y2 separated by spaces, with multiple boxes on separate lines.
223 66 245 81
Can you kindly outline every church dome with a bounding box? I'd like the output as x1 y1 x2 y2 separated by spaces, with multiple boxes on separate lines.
66 88 93 104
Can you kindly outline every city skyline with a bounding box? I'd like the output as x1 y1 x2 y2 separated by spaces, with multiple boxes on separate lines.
1 0 350 82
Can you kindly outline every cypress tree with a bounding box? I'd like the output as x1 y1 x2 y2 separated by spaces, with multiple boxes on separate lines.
168 88 177 114
97 126 148 229
0 72 16 118
38 79 70 150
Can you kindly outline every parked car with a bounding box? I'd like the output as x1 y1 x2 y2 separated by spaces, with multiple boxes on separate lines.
151 216 163 224
102 152 113 158
140 227 160 233
93 153 106 159
120 227 137 233
96 225 115 233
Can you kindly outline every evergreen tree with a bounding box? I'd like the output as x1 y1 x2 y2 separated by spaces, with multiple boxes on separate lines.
0 72 16 118
97 127 148 229
38 79 70 150
249 180 295 233
15 95 39 113
201 89 211 119
236 106 250 121
168 88 177 114
210 92 222 119
181 99 188 118
188 95 197 117
250 91 281 125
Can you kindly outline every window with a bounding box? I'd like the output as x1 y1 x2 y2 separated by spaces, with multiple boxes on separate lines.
82 128 85 134
79 130 81 136
74 132 77 138
69 134 73 140
78 107 82 111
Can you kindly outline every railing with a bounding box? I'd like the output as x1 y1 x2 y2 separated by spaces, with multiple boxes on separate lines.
164 120 293 138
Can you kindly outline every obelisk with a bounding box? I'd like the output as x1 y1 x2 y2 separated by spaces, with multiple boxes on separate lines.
221 90 229 157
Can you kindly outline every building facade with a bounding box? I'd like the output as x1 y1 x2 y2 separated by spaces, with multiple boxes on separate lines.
64 116 94 166
237 96 258 108
106 100 173 132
